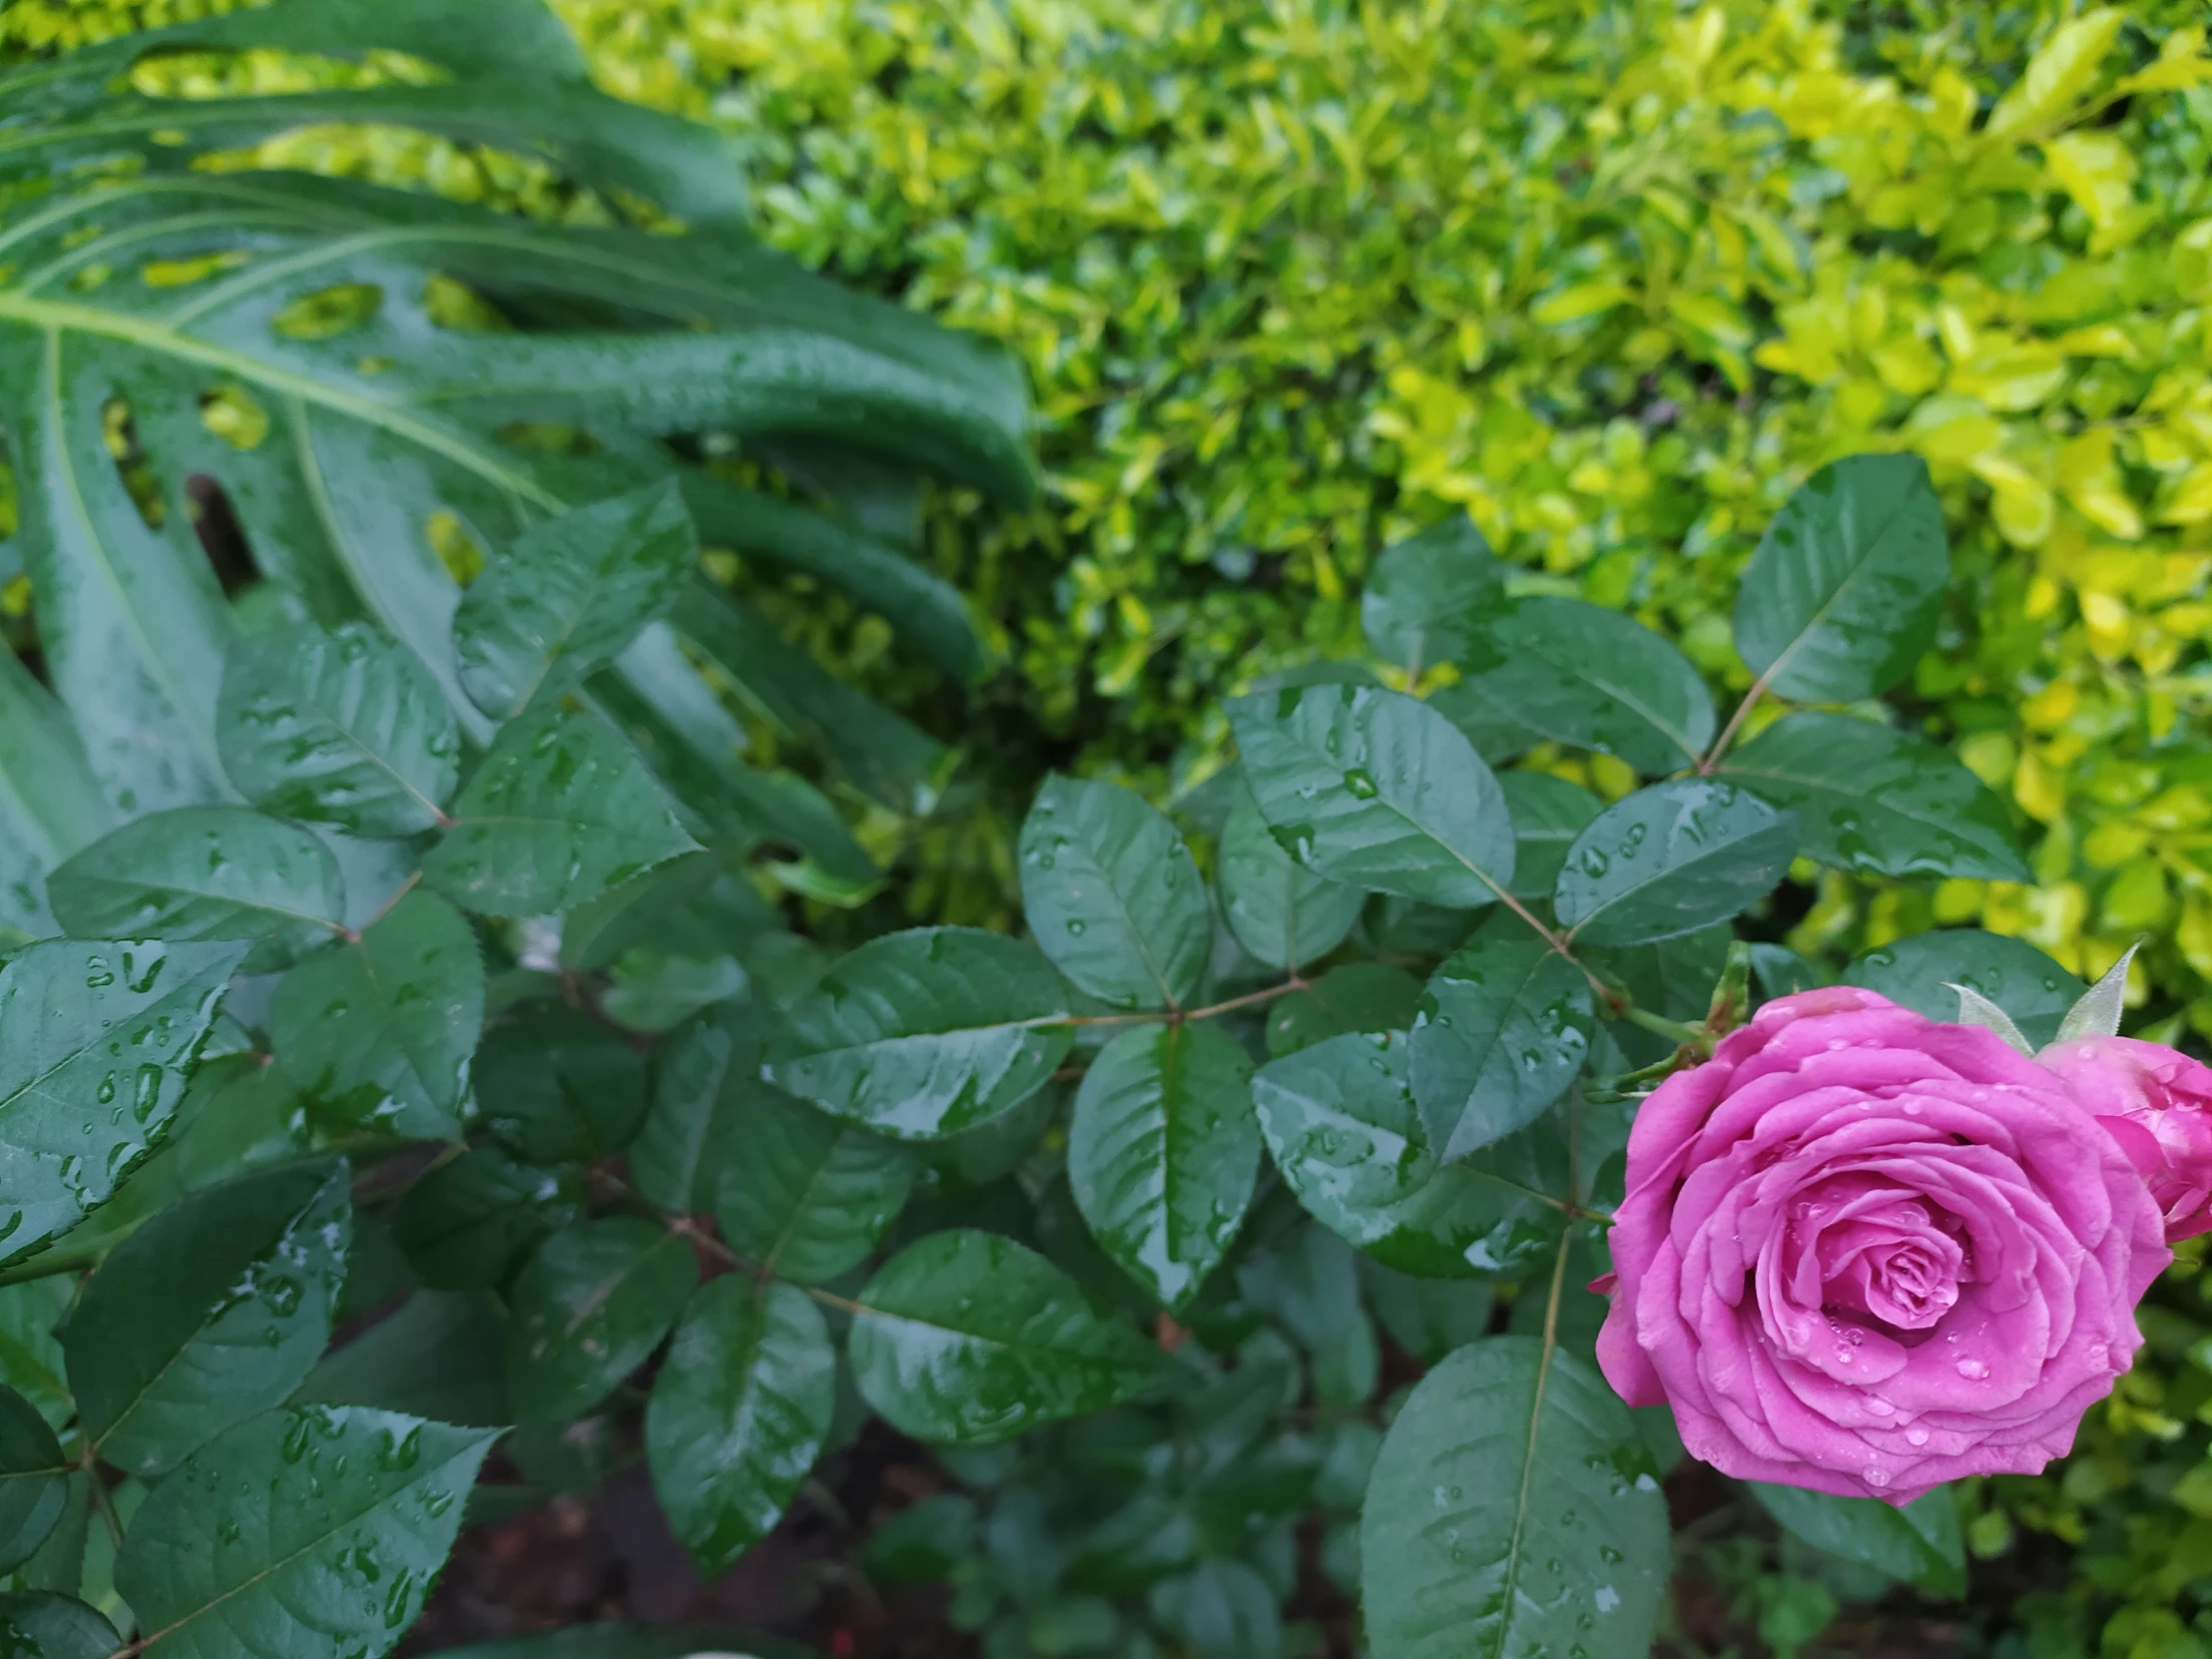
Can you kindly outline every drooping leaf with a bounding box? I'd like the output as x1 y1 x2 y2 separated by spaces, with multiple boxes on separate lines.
506 1219 698 1425
1843 930 2085 1050
1265 963 1426 1059
0 939 246 1268
217 622 460 838
765 928 1072 1140
1452 597 1716 774
1251 1032 1567 1279
389 1148 581 1293
1217 786 1367 972
716 1095 914 1283
848 1230 1162 1443
66 1162 350 1480
1228 684 1516 909
113 1404 496 1659
1732 454 1949 703
1067 1022 1261 1312
1018 776 1211 1010
1409 929 1594 1160
1750 1482 1965 1596
0 1387 68 1577
46 806 345 966
474 1005 648 1165
1497 773 1605 900
0 1593 118 1659
630 1001 771 1216
1360 517 1503 677
270 887 483 1140
423 707 701 918
455 482 697 723
1362 1337 1669 1659
645 1277 834 1577
1720 713 2027 880
1555 780 1798 946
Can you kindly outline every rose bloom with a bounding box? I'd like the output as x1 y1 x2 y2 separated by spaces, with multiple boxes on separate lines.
2039 1035 2212 1243
1595 986 2168 1503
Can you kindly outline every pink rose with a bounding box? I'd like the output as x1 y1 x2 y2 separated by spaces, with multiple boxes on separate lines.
1595 986 2169 1503
2040 1035 2212 1243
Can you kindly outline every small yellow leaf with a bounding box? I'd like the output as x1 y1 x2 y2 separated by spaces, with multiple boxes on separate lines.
1988 9 2126 138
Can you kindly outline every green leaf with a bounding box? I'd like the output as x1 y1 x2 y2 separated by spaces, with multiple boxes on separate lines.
1555 780 1798 946
66 1162 350 1480
716 1093 913 1283
1150 1558 1282 1659
0 1283 73 1432
848 1230 1161 1443
1235 1224 1380 1406
271 887 483 1140
1452 597 1716 774
113 1404 496 1659
420 1628 813 1659
1362 1337 1669 1659
1720 713 2027 880
46 807 345 967
1251 1032 1566 1278
390 1147 581 1293
423 707 700 918
1497 773 1604 900
0 1594 118 1658
0 939 246 1268
1750 1482 1965 1596
0 650 113 945
1265 963 1425 1059
1067 1022 1260 1312
1217 785 1367 972
1228 683 1516 909
475 1005 648 1164
1360 517 1503 677
1732 454 1949 703
455 482 696 723
1017 776 1211 1010
645 1277 834 1576
217 622 460 838
0 1388 68 1577
630 1001 769 1215
1410 929 1594 1159
1843 929 2085 1050
1361 1263 1495 1368
298 1291 510 1429
765 927 1072 1140
506 1219 698 1425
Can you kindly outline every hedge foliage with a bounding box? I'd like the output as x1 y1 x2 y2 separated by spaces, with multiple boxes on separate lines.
10 0 2212 1650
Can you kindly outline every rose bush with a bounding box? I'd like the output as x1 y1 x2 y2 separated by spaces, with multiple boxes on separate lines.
1597 986 2171 1505
2041 1036 2212 1244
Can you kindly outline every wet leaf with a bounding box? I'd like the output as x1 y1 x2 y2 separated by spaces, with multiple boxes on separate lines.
389 1148 581 1292
1843 929 2084 1049
630 1001 774 1216
1217 784 1367 972
1266 964 1424 1059
506 1219 697 1425
0 1593 117 1658
1361 517 1504 676
715 1094 914 1283
0 1388 68 1576
1555 780 1798 946
1498 773 1604 900
1067 1022 1260 1312
1410 929 1594 1159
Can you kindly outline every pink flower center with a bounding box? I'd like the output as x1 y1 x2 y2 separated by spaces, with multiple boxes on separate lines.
1785 1178 1970 1337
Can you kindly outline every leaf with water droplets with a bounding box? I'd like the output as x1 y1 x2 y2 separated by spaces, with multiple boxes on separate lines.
114 1403 495 1659
422 705 701 919
271 887 484 1141
1719 713 2027 881
388 1147 582 1292
1067 1021 1260 1312
1555 780 1798 947
646 1277 834 1577
1360 516 1504 676
1451 597 1716 775
765 927 1071 1141
716 1093 914 1284
1251 1032 1567 1279
454 481 698 723
1228 683 1516 909
1843 930 2083 1050
848 1230 1164 1444
1410 926 1595 1160
1362 1337 1668 1659
1750 1482 1964 1596
506 1219 698 1426
1497 773 1604 900
66 1162 350 1480
1732 453 1949 703
0 938 247 1270
2051 941 2140 1047
0 1592 117 1658
0 1386 69 1576
1265 963 1424 1059
46 806 346 969
217 621 461 838
1217 783 1367 973
1017 775 1212 1010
